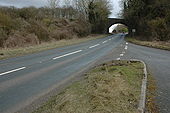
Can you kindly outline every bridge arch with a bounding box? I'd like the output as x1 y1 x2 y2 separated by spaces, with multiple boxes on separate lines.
107 18 132 34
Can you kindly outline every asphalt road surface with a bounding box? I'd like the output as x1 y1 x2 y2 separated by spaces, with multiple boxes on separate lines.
0 34 170 113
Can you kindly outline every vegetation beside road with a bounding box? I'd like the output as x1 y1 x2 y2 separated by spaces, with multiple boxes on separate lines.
146 73 159 113
122 0 170 41
0 34 107 60
126 37 170 51
33 60 144 113
0 0 111 48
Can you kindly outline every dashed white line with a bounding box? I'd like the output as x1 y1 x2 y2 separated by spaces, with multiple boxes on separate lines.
120 54 124 57
116 58 120 60
126 42 129 45
0 67 26 76
102 40 108 43
109 39 111 41
53 50 82 60
89 44 100 48
125 46 128 50
122 51 126 54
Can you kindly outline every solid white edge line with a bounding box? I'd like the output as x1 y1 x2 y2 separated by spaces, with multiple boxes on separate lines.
53 50 82 60
0 67 26 76
89 44 100 49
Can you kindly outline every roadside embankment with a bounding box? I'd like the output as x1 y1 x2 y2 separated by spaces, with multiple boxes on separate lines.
126 37 170 51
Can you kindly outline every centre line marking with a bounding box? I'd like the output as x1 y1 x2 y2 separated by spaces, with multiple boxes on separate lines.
89 44 100 48
116 58 120 60
125 46 128 50
126 42 128 45
53 50 82 60
120 54 124 57
0 67 26 76
102 40 108 43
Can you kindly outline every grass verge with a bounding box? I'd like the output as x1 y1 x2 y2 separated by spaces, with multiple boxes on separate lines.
146 73 159 113
33 60 144 113
0 34 108 60
126 37 170 51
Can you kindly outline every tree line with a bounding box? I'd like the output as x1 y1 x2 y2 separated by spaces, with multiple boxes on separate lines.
122 0 170 41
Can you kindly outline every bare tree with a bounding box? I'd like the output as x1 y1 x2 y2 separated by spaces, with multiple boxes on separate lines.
48 0 60 9
47 0 60 17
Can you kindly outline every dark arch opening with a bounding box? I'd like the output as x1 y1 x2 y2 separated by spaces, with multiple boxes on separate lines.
109 23 128 34
106 18 132 35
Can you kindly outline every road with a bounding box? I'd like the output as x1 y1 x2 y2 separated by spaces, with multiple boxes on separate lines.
0 34 170 113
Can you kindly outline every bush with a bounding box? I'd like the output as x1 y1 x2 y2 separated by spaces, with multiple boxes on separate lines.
0 29 8 47
27 21 50 42
148 18 170 41
3 31 39 48
69 19 91 37
0 12 14 33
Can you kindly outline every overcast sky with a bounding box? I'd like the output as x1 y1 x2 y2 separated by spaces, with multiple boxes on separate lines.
0 0 122 18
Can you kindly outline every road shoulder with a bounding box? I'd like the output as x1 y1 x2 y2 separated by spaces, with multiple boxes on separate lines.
0 34 108 60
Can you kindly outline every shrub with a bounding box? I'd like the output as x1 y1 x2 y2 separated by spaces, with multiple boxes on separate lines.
0 12 14 33
27 21 50 42
148 18 170 41
3 31 39 48
0 29 8 47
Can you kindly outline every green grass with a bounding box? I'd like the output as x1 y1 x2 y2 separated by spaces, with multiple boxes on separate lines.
33 60 144 113
0 34 108 60
126 37 170 51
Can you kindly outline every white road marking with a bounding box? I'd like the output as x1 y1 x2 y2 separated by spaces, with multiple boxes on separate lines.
120 54 124 57
126 42 128 45
116 58 120 60
102 40 108 43
125 46 128 50
109 39 111 41
53 50 82 60
122 51 126 54
0 67 26 76
89 44 100 48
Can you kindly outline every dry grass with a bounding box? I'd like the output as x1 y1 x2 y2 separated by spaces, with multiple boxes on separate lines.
33 60 144 113
146 73 159 113
0 34 108 60
126 37 170 51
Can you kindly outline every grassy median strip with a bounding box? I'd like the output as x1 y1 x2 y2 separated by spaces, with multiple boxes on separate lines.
33 60 144 113
0 34 108 60
126 37 170 51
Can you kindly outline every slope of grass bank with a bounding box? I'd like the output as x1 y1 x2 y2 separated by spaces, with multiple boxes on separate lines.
33 60 144 113
0 34 107 60
126 37 170 51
